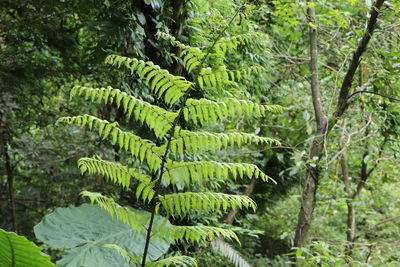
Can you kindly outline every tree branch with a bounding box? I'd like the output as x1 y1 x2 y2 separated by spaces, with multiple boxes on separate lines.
352 138 386 199
348 90 400 102
334 0 386 117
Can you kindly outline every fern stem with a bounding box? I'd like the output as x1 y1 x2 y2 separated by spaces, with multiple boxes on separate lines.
140 2 248 266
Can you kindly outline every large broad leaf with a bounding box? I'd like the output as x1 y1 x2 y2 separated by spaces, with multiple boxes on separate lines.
34 204 171 267
0 228 55 267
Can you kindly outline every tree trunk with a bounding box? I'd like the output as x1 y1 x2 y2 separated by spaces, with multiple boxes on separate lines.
294 0 328 248
224 178 258 224
346 204 356 255
293 0 385 250
171 0 185 76
3 141 17 232
340 155 355 256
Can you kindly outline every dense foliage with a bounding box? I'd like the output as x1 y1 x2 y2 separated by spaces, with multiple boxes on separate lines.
1 0 399 266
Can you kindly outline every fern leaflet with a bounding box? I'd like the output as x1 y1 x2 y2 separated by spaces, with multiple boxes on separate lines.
169 128 280 155
215 32 265 54
159 192 256 217
105 55 192 104
56 115 163 171
183 98 284 125
78 156 151 189
168 225 239 244
198 65 264 89
156 32 205 73
71 86 178 137
81 191 149 232
163 160 272 186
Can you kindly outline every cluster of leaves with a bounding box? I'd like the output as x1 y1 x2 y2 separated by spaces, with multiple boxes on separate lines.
288 242 371 267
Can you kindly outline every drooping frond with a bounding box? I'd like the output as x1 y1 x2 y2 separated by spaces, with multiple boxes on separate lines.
56 115 163 171
105 55 192 104
159 192 256 217
70 86 177 137
163 160 272 186
78 156 151 189
212 239 252 267
103 244 141 265
168 225 239 244
183 98 285 125
197 65 264 89
156 32 205 73
214 33 265 54
169 128 280 156
81 191 148 232
146 256 197 267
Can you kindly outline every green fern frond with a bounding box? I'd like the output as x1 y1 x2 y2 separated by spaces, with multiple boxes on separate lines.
169 128 280 156
81 191 148 232
214 32 264 54
212 239 252 267
197 65 264 89
78 156 151 189
183 98 284 125
70 86 177 137
146 256 197 267
169 225 239 244
163 160 272 186
56 115 163 171
156 32 205 73
159 192 256 217
103 244 141 265
105 55 192 104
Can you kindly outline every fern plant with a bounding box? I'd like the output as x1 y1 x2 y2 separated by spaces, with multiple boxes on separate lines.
57 28 282 266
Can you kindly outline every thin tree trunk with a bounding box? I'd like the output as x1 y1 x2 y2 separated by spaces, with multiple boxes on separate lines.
340 154 355 257
294 0 328 248
345 149 369 257
224 178 258 224
171 0 185 76
293 0 385 250
341 134 386 257
343 66 366 258
3 141 17 232
346 204 356 255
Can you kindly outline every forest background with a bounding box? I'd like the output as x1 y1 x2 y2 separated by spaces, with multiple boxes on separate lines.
0 0 399 266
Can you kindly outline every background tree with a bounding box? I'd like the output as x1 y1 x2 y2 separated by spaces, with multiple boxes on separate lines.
1 0 400 265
